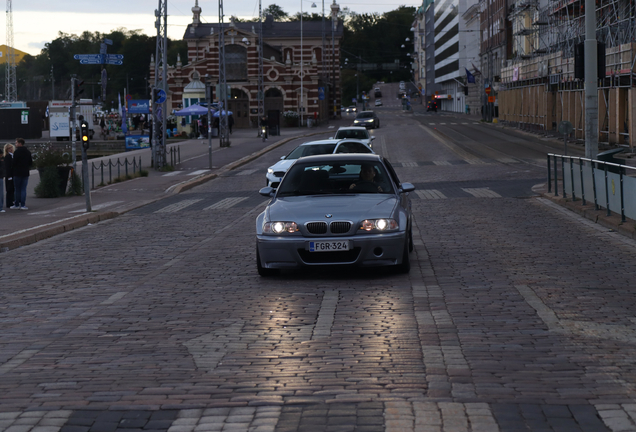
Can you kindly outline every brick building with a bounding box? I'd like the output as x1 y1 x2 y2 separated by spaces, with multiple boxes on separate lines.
152 2 343 131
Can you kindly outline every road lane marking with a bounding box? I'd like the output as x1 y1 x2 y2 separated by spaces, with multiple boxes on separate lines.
101 291 128 305
416 189 447 199
462 188 502 198
162 171 182 176
203 197 249 210
186 169 210 176
155 199 203 213
312 290 339 339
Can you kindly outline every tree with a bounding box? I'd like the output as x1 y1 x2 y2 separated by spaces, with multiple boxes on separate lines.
263 4 289 21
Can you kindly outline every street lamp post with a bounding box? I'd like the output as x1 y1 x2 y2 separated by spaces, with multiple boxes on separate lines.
300 0 304 127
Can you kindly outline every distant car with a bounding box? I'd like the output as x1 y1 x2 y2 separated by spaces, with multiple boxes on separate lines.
353 111 380 129
374 88 382 98
375 99 382 107
265 139 374 188
427 100 438 112
399 81 405 90
331 126 375 148
345 105 357 113
256 153 415 275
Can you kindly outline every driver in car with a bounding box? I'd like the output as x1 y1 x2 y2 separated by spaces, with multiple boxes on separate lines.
349 164 383 192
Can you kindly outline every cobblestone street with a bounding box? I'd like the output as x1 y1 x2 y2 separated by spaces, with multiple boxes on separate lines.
1 110 635 431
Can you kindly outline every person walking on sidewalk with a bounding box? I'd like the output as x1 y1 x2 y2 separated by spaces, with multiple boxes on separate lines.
11 138 32 210
4 143 15 209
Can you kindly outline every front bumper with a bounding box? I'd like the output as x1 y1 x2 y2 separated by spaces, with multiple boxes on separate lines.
266 172 282 188
257 231 406 269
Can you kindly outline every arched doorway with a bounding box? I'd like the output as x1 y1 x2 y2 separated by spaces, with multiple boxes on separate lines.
265 87 284 129
227 88 250 128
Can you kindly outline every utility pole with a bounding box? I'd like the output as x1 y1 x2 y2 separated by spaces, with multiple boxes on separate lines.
584 0 598 159
258 0 265 135
153 0 168 169
218 0 230 147
50 66 54 100
5 0 17 102
331 0 339 119
70 77 78 173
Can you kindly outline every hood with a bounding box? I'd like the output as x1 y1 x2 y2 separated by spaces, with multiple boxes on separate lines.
267 194 397 222
268 158 296 174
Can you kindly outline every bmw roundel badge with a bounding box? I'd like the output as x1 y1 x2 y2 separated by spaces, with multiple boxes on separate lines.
325 214 333 218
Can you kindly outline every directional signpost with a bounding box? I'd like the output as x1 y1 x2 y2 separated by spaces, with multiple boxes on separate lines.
73 53 124 65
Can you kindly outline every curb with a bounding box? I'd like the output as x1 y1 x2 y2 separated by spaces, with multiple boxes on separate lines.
0 130 328 252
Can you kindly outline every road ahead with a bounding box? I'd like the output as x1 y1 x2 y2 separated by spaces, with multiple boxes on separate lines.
1 105 634 432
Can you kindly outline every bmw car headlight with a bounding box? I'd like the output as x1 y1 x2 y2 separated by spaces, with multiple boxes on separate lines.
263 221 299 234
365 119 374 122
267 168 274 174
360 219 398 232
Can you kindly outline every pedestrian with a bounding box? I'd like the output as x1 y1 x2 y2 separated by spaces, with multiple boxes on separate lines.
228 113 234 134
11 138 32 210
4 143 14 209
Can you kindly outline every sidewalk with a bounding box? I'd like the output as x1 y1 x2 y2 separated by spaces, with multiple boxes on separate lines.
0 120 349 251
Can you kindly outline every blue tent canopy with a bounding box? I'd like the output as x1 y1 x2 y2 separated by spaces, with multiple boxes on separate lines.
213 110 233 117
174 104 210 116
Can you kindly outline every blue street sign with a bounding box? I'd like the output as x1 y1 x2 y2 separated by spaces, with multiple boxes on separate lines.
80 59 104 65
106 54 124 60
318 87 325 101
105 60 123 65
74 54 102 60
104 38 113 45
155 89 167 104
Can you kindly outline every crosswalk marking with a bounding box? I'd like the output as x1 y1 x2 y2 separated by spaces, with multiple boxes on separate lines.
69 201 124 213
155 199 203 213
236 169 258 176
162 171 182 177
204 197 249 210
497 157 519 163
416 189 447 200
401 162 418 167
186 170 210 176
462 188 502 198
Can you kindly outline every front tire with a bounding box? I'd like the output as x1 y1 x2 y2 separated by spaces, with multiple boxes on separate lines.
396 234 411 274
257 248 279 276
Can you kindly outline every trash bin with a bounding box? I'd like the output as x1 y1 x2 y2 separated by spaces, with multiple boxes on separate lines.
307 118 314 128
596 148 625 173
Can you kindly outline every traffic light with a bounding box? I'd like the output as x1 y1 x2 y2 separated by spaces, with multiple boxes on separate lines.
152 88 161 102
80 120 90 150
73 78 84 101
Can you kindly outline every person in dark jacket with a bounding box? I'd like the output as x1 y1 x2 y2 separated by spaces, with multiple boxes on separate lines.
11 138 32 210
3 143 14 209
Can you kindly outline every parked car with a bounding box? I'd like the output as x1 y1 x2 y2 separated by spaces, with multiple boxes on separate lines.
265 139 374 188
352 111 380 129
374 88 382 98
399 81 406 90
256 153 415 275
331 126 375 148
427 100 438 112
375 99 382 107
345 105 357 113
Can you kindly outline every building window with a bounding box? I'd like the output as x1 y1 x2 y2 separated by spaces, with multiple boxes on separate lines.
226 44 248 81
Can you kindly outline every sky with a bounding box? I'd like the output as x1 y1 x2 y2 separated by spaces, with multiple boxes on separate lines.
4 0 420 57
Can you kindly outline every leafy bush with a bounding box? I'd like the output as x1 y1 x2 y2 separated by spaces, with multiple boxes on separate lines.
32 144 72 169
34 167 63 198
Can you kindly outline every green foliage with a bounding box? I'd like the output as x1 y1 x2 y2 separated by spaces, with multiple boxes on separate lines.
34 166 63 198
14 28 187 104
263 4 289 21
32 144 72 169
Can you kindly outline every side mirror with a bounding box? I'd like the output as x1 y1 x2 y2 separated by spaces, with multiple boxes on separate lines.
370 136 375 140
280 155 286 160
259 186 276 197
329 136 334 139
399 182 415 193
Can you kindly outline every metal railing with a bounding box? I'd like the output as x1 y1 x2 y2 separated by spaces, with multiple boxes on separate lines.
91 156 142 190
547 153 636 223
168 145 181 167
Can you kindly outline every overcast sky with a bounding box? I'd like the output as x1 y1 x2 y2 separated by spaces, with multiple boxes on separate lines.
5 0 419 56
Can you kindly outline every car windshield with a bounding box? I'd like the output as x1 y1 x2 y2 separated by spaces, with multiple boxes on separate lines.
277 161 394 196
356 112 374 119
286 143 337 160
334 129 369 140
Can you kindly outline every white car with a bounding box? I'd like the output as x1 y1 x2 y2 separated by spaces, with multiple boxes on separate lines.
375 99 382 107
265 139 374 188
330 126 375 149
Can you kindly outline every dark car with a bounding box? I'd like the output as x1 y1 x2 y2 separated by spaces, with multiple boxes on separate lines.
352 111 380 129
427 100 438 112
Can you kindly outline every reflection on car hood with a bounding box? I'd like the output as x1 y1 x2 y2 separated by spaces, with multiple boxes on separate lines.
267 195 397 222
268 159 295 174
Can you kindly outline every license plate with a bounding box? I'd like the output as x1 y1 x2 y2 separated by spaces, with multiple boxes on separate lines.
309 241 349 252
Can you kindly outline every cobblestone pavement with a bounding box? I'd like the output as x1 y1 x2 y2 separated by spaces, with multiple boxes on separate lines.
1 108 635 431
